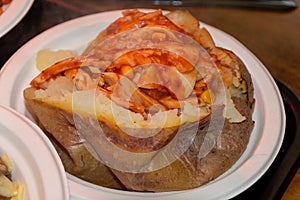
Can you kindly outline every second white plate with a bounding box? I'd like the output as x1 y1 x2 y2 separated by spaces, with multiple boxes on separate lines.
0 105 69 200
0 0 34 38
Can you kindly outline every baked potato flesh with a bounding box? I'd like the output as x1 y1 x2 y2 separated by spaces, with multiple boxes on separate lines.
24 9 254 191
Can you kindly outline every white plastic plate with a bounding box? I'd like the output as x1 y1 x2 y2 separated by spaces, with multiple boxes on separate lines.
0 9 285 200
0 0 34 38
0 105 69 200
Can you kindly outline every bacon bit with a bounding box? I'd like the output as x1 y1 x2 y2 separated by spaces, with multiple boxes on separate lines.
111 49 194 73
30 57 101 88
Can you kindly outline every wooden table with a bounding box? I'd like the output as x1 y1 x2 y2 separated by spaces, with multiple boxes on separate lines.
0 0 299 199
283 168 300 200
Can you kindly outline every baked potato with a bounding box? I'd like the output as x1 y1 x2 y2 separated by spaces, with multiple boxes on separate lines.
23 9 254 191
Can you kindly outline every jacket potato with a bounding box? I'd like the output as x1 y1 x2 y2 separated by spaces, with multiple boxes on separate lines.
23 9 254 191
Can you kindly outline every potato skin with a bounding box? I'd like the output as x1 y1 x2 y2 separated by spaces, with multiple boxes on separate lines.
23 9 255 192
23 47 254 192
23 88 209 190
24 88 125 189
112 102 254 191
110 49 255 191
23 87 208 190
24 52 254 191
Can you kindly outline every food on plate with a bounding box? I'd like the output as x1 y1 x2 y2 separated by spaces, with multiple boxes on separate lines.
0 153 24 200
23 9 255 191
36 48 78 71
0 0 12 16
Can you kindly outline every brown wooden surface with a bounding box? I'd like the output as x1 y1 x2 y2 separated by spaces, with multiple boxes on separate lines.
282 167 300 200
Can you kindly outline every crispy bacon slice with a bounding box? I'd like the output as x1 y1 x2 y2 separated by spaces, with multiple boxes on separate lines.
31 56 105 88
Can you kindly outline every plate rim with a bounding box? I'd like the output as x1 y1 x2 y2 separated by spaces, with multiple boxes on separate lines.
0 104 70 200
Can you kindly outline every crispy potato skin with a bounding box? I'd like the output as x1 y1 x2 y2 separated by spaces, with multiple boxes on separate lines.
113 106 254 191
24 89 125 189
113 117 254 191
